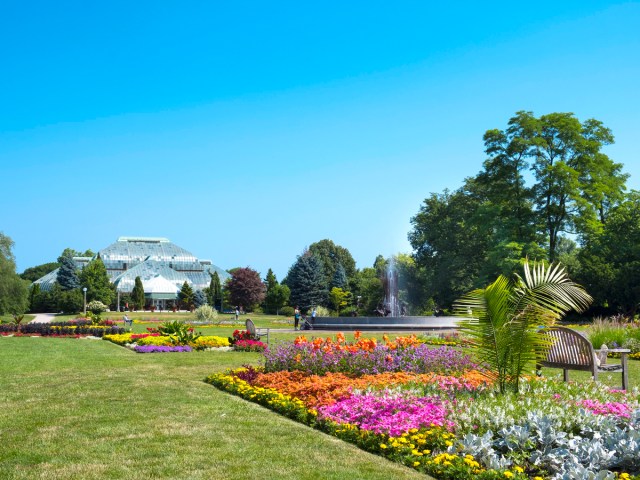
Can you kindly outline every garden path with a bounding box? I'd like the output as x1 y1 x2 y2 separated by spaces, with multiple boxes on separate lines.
29 313 56 323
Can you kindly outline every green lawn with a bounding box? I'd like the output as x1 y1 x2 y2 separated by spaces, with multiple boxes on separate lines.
0 337 426 480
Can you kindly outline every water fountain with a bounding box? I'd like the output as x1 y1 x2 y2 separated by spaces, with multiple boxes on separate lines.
310 257 459 331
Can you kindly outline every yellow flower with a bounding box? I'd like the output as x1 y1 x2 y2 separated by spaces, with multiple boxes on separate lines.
503 472 514 478
445 440 453 447
413 461 420 467
514 466 524 473
380 444 387 449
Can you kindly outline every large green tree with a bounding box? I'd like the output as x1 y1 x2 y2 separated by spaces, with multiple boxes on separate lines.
308 240 357 291
578 191 640 316
517 111 626 259
0 233 29 315
262 269 290 314
20 262 60 282
284 252 327 310
79 257 114 306
409 185 490 307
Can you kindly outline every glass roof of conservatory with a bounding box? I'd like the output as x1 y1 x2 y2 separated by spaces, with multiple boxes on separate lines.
32 237 230 294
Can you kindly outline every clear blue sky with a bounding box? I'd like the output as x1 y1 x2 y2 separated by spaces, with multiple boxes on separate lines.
2 1 639 280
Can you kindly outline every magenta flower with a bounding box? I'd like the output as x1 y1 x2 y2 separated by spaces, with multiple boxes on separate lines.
317 392 454 436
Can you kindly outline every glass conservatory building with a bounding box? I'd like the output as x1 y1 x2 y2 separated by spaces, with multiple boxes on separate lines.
33 237 230 308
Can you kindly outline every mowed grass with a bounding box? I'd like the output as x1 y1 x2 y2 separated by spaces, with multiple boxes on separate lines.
0 337 426 480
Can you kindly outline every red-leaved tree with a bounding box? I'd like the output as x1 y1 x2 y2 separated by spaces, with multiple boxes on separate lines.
226 267 266 312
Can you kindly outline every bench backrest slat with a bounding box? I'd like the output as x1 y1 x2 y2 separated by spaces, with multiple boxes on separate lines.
540 326 594 368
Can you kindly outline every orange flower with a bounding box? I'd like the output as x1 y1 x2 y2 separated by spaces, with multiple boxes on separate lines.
354 330 362 341
294 335 308 345
336 332 346 344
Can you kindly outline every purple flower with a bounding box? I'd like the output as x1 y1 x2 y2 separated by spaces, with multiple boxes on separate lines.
134 345 193 353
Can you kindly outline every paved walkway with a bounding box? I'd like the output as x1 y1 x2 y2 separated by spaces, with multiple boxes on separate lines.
29 313 57 323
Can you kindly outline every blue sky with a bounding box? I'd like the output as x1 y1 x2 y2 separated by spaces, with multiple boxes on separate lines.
2 1 639 279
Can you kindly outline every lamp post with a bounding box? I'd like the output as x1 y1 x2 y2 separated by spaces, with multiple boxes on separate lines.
83 287 87 317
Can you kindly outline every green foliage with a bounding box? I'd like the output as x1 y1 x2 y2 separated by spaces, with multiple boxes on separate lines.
208 271 222 310
578 191 640 315
284 252 328 310
194 304 218 323
56 253 80 290
328 287 350 315
409 186 490 307
193 290 207 308
352 267 383 315
455 261 592 393
331 263 348 290
178 281 195 310
0 232 30 315
308 239 357 291
157 320 201 345
263 270 290 315
20 262 60 282
58 289 83 314
79 257 114 306
279 306 295 316
131 276 145 310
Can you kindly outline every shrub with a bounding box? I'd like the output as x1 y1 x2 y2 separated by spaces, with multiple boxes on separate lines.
279 306 295 317
314 306 330 317
194 305 218 323
87 300 107 315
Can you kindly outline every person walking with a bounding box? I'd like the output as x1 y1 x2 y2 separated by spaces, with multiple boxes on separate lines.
294 306 300 331
311 307 317 324
235 306 240 322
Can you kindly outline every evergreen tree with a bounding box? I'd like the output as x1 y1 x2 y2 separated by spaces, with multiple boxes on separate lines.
193 289 207 308
0 233 29 315
308 239 357 291
57 253 80 291
29 283 41 312
131 276 145 310
79 256 114 306
178 281 195 310
208 271 222 310
262 268 291 314
284 252 327 310
331 263 348 290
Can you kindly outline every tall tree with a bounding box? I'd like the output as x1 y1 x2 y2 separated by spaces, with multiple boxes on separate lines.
578 191 640 316
308 239 357 291
284 252 327 310
131 276 145 310
331 263 348 290
79 257 114 305
409 186 490 307
0 232 29 315
208 271 222 311
522 111 624 259
57 253 80 291
178 281 195 310
262 268 290 314
476 111 537 244
226 267 266 311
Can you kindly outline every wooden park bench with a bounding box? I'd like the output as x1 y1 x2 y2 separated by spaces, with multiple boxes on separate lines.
246 318 269 345
537 326 629 390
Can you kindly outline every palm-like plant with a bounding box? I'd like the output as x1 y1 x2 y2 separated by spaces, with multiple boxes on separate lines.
454 261 592 393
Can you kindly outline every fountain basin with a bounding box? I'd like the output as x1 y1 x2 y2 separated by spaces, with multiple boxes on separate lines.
309 316 459 331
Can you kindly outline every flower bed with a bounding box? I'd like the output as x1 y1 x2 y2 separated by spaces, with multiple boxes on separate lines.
134 345 193 353
0 321 124 337
207 333 640 479
103 333 230 350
